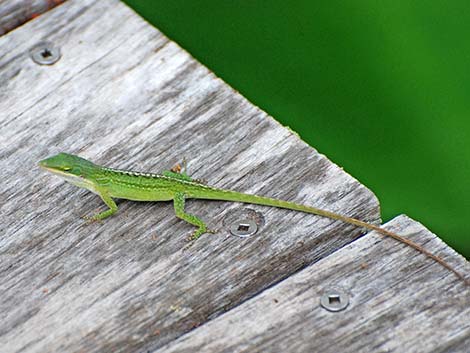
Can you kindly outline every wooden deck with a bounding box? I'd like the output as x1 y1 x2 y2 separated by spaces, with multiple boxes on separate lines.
0 1 469 352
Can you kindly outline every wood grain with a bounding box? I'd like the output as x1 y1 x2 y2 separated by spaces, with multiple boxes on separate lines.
0 0 380 351
0 0 467 352
157 215 470 353
0 0 66 36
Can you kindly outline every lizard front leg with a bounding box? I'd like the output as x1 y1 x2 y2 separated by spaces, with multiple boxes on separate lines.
83 188 118 222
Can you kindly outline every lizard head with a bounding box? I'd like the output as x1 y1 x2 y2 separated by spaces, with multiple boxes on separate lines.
38 152 97 181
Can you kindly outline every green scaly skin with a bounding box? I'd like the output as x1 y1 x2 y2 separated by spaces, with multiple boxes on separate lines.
38 153 468 285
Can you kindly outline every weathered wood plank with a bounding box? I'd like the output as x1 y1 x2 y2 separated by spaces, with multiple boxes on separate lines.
0 0 381 350
0 1 381 351
0 0 66 36
157 215 470 353
0 0 465 352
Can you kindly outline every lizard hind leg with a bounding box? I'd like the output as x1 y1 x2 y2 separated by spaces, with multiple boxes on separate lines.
164 158 194 182
167 158 207 185
173 192 216 240
170 157 187 174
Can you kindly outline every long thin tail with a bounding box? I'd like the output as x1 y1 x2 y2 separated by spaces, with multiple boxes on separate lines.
193 188 468 285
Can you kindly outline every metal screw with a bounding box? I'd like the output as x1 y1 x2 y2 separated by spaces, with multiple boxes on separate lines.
320 289 349 312
230 219 258 238
30 41 61 65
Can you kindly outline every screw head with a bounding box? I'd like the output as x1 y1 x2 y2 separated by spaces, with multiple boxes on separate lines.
30 41 61 65
320 289 349 312
229 219 258 238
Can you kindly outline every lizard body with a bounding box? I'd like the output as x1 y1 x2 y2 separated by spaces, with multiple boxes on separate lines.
39 152 467 284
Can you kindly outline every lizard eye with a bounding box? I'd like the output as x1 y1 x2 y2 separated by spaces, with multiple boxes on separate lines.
63 166 72 171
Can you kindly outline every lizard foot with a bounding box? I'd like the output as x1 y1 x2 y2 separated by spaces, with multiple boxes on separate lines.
81 214 101 224
186 228 218 242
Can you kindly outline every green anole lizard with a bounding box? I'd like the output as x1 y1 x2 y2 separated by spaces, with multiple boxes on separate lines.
39 152 468 284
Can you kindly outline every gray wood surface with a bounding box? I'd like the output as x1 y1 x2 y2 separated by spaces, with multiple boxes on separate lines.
0 0 468 352
0 0 66 35
0 0 380 352
157 215 470 353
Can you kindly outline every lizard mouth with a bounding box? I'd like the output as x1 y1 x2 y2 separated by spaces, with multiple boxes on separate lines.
38 164 57 172
38 164 72 177
39 164 94 191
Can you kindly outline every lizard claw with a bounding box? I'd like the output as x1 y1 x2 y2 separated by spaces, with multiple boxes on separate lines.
186 233 198 242
82 214 100 224
186 228 218 241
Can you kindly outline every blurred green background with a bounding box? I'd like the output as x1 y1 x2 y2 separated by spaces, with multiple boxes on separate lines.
122 0 470 258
